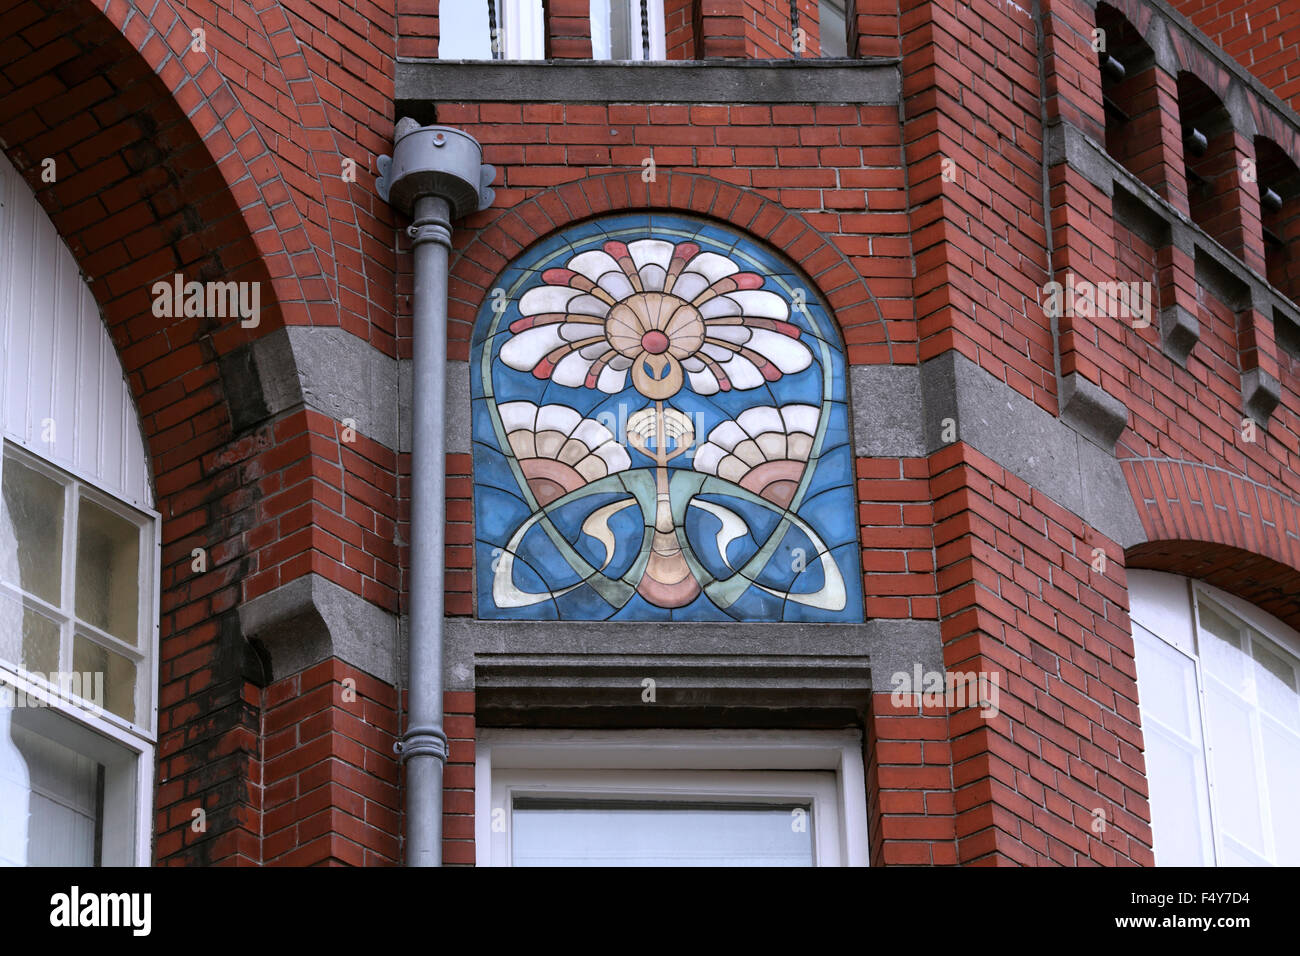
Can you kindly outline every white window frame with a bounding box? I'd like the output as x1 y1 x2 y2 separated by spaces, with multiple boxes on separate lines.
476 728 869 866
1130 569 1300 866
0 441 160 867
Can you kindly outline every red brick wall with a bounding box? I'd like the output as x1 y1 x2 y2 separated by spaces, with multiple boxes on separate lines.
5 0 1300 869
1169 0 1300 111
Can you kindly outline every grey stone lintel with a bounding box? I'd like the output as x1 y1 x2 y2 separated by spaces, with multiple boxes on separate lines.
444 618 942 725
395 59 900 109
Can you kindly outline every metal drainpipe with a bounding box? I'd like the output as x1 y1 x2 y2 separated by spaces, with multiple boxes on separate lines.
378 119 495 866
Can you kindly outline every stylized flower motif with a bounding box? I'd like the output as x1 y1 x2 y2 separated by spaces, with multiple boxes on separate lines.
692 405 819 507
499 402 629 505
500 239 812 400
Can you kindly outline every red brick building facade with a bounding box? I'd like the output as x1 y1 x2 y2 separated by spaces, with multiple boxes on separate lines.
0 0 1297 867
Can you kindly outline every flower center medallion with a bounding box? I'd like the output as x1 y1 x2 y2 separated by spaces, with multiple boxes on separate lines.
640 330 670 354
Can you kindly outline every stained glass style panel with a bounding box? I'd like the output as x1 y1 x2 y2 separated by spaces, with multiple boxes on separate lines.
472 214 865 622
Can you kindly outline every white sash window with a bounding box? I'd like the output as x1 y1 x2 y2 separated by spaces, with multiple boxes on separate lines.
1131 570 1300 866
0 152 158 867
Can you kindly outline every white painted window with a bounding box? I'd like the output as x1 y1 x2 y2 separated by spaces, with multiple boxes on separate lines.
1130 570 1300 866
439 0 545 60
590 0 667 60
477 729 869 866
0 152 158 867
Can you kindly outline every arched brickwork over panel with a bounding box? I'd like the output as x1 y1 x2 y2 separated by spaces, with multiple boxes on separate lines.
1122 457 1300 630
445 171 891 365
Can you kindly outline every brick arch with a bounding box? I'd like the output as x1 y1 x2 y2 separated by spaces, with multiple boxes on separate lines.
445 170 891 363
0 0 355 866
1121 457 1300 629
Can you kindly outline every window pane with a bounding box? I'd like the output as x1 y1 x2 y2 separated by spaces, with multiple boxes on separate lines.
72 635 135 723
0 710 100 866
1 453 63 606
512 799 814 866
819 0 848 57
0 592 61 674
75 498 140 645
1204 678 1267 855
504 0 546 59
439 0 494 59
1251 637 1300 731
1261 722 1300 865
1132 625 1214 864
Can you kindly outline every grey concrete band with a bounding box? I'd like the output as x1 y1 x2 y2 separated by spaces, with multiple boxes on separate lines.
395 59 901 106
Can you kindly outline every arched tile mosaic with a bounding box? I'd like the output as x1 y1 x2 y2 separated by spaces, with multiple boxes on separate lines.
472 213 864 622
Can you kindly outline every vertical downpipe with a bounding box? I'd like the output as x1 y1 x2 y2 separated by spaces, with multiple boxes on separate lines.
404 195 452 867
379 121 492 867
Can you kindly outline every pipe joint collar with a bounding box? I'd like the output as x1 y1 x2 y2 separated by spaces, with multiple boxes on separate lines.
396 725 450 764
407 215 453 249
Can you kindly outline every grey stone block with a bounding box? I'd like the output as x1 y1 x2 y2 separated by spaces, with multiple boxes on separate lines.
1060 372 1129 450
238 573 399 684
1159 303 1199 366
1243 367 1282 424
850 364 925 457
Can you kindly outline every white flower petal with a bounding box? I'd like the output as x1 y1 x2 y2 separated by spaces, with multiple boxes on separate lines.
501 326 566 370
639 264 667 292
707 421 746 451
700 297 741 318
720 355 763 390
738 406 784 437
519 286 582 316
692 443 724 475
728 289 788 320
572 418 614 449
568 294 609 317
593 442 631 473
748 328 812 373
568 250 621 283
780 404 820 435
596 364 629 392
628 239 673 273
560 322 604 342
536 404 582 436
597 271 636 300
687 368 720 394
672 272 710 301
552 352 594 387
682 357 706 372
683 252 739 284
498 401 538 433
706 325 750 346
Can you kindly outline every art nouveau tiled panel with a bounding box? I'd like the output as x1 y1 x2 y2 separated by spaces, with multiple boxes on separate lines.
471 214 864 622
